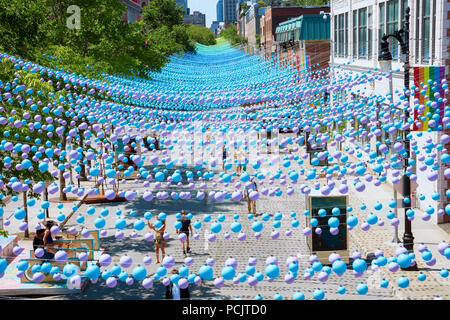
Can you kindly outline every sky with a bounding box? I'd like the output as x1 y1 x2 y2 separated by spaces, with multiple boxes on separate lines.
187 0 218 28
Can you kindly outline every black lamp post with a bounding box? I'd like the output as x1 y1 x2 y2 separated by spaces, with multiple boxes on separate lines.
378 7 417 271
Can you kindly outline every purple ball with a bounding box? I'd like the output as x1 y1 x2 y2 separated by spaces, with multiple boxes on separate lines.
214 277 224 288
248 276 258 286
33 272 44 283
106 277 117 288
179 278 189 289
184 257 194 266
254 232 261 239
115 230 124 240
425 257 436 266
388 262 399 272
142 278 153 289
318 271 329 282
99 254 112 267
285 273 295 284
238 232 246 241
144 233 154 242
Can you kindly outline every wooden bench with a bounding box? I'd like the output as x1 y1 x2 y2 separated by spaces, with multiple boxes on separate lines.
29 248 88 271
58 239 95 261
20 258 81 284
58 230 100 250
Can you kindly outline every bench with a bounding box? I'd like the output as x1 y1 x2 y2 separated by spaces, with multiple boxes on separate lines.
57 239 95 261
58 230 100 250
20 258 81 284
29 247 88 271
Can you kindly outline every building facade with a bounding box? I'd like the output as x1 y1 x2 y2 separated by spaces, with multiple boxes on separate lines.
262 5 330 57
175 0 188 14
331 0 450 224
224 0 239 24
120 0 145 23
184 11 206 27
275 14 331 74
217 0 224 22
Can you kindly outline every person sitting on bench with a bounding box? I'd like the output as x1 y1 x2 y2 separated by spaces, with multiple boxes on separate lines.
33 229 55 260
43 221 62 252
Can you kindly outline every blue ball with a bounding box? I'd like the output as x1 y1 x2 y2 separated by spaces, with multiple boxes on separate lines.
380 279 389 288
397 276 410 288
293 291 305 300
356 282 368 295
313 289 325 300
417 272 426 281
352 259 367 273
337 286 346 294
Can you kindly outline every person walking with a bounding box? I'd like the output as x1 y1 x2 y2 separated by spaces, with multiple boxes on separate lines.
222 145 227 171
177 210 193 257
165 269 190 300
148 220 166 264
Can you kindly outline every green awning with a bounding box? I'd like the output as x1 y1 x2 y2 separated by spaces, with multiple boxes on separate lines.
275 14 330 42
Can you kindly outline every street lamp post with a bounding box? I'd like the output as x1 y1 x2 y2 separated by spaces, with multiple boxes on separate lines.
378 7 417 270
320 9 333 109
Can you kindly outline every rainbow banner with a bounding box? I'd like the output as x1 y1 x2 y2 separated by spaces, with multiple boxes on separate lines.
413 66 446 131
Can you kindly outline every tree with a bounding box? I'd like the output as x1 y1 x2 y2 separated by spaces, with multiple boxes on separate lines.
186 25 216 46
221 24 247 46
142 0 184 31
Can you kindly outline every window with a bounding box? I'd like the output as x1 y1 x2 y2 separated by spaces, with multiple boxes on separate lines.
353 10 357 58
334 15 338 55
422 0 430 62
387 0 399 59
379 2 385 41
368 6 373 58
338 14 345 57
345 13 348 57
358 8 367 57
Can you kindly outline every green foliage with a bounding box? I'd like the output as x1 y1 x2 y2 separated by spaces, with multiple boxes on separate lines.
142 0 184 30
0 0 198 77
0 229 8 237
186 25 216 46
221 24 247 46
256 34 261 47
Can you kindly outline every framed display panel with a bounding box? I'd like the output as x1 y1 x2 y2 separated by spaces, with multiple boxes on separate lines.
306 194 349 264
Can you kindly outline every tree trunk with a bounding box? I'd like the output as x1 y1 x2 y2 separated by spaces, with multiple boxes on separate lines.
44 183 49 219
59 133 67 201
23 191 29 238
80 135 87 180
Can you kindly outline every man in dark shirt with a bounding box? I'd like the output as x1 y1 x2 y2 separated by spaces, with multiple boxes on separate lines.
177 210 193 257
33 229 55 260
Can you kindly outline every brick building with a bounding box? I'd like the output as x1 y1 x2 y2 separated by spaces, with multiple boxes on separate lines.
275 14 331 74
262 5 330 58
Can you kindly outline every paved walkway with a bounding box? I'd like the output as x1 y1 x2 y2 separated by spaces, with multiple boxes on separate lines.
1 130 449 300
